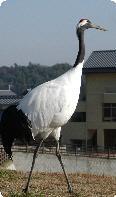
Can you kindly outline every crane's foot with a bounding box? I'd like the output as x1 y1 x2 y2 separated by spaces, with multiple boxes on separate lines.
68 184 73 194
22 186 28 194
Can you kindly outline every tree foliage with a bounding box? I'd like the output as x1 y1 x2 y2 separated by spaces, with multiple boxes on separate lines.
0 63 71 95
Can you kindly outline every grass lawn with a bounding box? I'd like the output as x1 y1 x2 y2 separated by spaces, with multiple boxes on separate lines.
0 169 116 197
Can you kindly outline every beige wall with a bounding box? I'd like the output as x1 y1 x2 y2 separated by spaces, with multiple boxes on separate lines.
86 73 116 147
62 72 116 147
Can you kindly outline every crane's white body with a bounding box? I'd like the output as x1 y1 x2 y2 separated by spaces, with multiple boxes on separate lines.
17 61 83 141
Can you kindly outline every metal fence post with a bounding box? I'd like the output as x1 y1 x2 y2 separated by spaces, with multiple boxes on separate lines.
108 147 110 159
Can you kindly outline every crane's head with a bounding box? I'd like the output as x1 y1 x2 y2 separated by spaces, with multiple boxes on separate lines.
77 19 107 33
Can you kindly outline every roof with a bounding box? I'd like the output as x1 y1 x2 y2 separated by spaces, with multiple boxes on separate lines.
0 89 20 106
83 50 116 73
0 90 16 96
0 97 21 105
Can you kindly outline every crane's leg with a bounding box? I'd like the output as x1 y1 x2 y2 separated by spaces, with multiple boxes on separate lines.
23 139 44 193
56 141 73 193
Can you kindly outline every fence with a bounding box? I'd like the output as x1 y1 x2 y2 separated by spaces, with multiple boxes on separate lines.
0 147 8 165
11 144 116 159
0 144 116 176
0 143 116 163
10 145 116 176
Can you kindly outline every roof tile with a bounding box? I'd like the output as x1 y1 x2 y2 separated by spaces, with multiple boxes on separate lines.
0 98 20 105
83 50 116 73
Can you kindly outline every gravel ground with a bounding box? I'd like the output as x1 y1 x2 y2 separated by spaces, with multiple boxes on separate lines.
0 170 116 197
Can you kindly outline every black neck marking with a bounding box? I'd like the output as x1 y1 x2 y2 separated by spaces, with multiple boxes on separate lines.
73 29 85 67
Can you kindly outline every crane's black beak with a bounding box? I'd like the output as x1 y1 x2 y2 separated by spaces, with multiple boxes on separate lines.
90 23 107 31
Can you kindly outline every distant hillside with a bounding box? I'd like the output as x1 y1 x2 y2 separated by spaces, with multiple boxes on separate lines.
0 62 71 95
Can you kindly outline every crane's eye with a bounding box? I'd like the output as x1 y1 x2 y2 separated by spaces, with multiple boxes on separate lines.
86 20 91 24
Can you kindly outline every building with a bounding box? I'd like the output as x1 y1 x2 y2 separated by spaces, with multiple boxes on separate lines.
0 88 20 119
62 50 116 149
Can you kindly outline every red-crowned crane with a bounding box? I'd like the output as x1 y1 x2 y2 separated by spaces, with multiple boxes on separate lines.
0 19 106 193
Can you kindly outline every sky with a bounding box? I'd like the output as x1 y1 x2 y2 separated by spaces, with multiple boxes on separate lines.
0 0 116 66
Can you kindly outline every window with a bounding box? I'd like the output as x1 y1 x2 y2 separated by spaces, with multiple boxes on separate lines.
71 139 83 147
103 103 116 121
104 129 116 148
70 112 86 122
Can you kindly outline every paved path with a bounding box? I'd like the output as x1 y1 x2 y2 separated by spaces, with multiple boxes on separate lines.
8 152 116 176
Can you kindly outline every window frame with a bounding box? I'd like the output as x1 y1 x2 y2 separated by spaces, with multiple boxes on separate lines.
103 103 116 122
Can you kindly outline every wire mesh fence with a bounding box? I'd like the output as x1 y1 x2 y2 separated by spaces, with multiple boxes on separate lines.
0 147 8 165
5 143 116 159
0 143 116 177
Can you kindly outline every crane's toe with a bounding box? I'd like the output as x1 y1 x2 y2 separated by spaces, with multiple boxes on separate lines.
22 187 28 193
68 184 73 193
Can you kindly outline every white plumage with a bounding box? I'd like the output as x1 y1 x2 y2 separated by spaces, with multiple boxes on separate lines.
17 61 83 140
